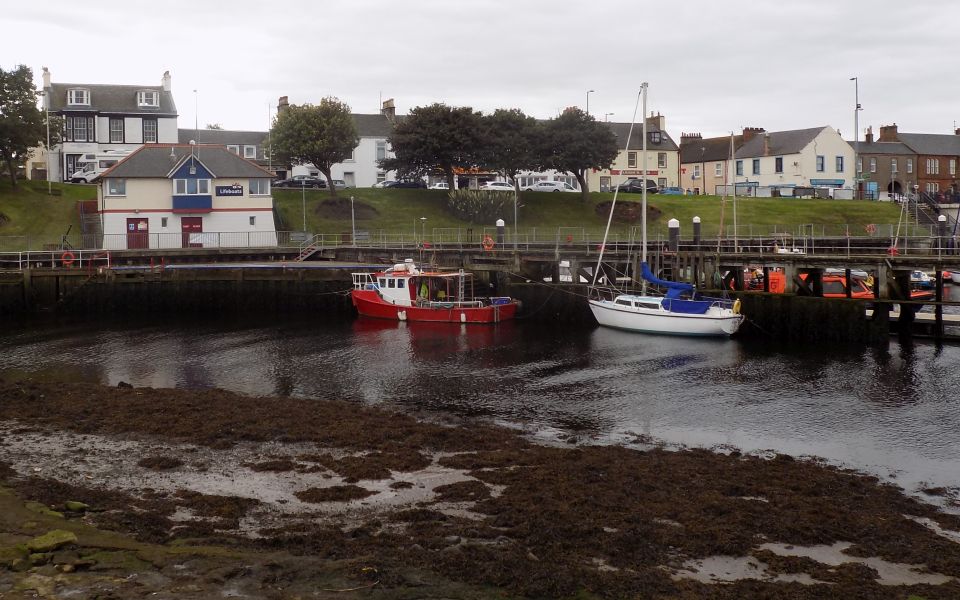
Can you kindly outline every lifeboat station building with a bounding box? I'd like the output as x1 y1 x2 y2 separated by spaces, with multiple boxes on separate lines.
96 144 278 250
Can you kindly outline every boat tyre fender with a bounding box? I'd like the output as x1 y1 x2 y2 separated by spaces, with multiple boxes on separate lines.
481 235 495 251
732 298 741 315
61 251 76 267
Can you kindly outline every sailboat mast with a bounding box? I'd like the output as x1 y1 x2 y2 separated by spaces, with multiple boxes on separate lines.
641 82 648 266
730 132 737 252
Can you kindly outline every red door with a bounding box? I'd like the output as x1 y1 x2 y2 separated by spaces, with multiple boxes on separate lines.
181 217 203 248
126 218 149 249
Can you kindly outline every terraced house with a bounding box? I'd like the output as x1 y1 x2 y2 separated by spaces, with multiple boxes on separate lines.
42 68 179 182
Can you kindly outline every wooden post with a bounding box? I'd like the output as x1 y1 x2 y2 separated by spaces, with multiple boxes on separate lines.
935 269 944 340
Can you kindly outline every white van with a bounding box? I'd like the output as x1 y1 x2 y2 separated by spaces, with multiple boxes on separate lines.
68 150 132 183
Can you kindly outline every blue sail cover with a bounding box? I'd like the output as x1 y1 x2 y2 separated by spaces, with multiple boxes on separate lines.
640 262 695 299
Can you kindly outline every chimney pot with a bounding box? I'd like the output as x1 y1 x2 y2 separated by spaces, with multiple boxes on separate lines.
162 70 171 92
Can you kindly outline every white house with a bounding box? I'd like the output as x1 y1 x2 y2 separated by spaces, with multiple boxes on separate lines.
96 144 277 250
43 68 179 182
282 97 396 187
588 114 681 192
732 126 854 193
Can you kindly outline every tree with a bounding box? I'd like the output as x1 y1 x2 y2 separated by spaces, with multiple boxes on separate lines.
205 123 223 130
541 107 619 201
0 65 53 187
380 103 484 190
270 97 358 197
478 109 542 194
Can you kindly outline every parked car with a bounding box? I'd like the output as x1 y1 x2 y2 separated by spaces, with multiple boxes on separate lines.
385 180 427 189
660 186 684 195
330 179 350 190
521 180 578 193
428 182 450 190
371 181 390 188
614 178 658 194
274 175 326 189
480 181 515 192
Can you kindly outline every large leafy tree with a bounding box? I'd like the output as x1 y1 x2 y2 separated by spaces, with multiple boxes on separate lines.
270 97 358 197
380 103 484 190
541 107 619 201
479 108 542 194
0 65 54 187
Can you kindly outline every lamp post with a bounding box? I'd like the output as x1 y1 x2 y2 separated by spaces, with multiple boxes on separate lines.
301 180 307 232
604 112 614 122
420 217 427 245
42 90 51 195
850 77 861 198
586 89 594 116
350 195 356 244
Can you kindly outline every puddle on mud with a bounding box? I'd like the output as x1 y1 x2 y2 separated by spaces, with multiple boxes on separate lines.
1 424 485 532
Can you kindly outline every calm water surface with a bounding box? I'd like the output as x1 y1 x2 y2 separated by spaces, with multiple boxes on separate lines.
2 314 959 496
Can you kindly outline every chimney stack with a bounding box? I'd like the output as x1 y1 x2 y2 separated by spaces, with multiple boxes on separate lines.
742 127 765 144
161 70 171 92
878 123 899 142
277 96 289 114
381 98 396 121
763 132 771 156
864 126 874 144
42 66 51 89
680 132 702 143
645 111 665 131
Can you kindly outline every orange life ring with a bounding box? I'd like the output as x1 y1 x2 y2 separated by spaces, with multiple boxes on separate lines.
61 251 75 267
481 235 495 251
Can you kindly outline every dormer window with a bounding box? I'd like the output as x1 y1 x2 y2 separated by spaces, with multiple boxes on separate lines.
137 90 159 107
67 88 89 105
649 131 662 144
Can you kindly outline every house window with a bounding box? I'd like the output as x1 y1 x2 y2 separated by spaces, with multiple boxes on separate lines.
714 162 722 177
109 118 124 143
376 172 386 184
227 145 240 155
650 131 661 144
137 91 159 107
67 89 89 105
658 177 667 189
249 216 256 226
142 119 158 143
243 145 256 159
627 152 637 168
692 164 700 179
658 152 667 168
870 158 877 173
106 179 126 196
173 178 211 195
64 116 96 142
836 156 844 172
161 217 168 228
735 160 743 176
775 157 783 173
752 159 760 175
891 158 897 173
906 158 913 173
816 155 825 172
926 158 939 174
249 179 270 195
376 141 387 162
951 159 956 176
857 157 862 174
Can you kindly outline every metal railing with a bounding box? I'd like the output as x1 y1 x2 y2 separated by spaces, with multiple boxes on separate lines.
0 250 112 271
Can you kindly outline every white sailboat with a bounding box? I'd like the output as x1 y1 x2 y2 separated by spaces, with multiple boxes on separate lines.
587 83 744 337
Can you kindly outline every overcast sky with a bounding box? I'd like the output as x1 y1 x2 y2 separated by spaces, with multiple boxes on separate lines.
5 0 959 141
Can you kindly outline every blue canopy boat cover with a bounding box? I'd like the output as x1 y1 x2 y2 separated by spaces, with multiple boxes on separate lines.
640 262 694 299
640 262 714 314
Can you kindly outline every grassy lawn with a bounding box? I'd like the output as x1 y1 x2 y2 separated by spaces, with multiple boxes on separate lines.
274 188 907 239
0 180 92 249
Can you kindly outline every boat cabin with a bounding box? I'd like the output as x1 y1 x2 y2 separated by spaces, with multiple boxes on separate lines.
352 261 490 308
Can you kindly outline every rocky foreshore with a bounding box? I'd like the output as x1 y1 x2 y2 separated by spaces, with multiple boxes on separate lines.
1 379 959 599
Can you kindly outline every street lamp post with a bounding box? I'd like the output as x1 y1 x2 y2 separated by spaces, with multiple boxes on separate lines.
420 217 427 245
350 195 356 244
604 112 614 122
586 89 594 117
301 180 307 232
850 77 861 199
42 90 51 195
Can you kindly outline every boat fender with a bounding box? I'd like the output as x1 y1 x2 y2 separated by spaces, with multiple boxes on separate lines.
732 299 741 315
481 235 495 251
460 312 467 323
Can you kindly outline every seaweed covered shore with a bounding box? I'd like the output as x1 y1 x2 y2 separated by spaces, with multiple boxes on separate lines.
1 379 959 599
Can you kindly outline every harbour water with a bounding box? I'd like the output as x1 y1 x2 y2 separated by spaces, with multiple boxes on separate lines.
2 314 959 497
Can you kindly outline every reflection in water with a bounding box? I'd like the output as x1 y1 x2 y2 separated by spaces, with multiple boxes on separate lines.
1 314 959 493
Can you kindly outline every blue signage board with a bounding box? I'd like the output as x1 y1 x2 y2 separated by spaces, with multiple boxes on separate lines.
216 185 244 196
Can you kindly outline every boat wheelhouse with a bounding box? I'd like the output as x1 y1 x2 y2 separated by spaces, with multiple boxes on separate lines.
351 260 518 324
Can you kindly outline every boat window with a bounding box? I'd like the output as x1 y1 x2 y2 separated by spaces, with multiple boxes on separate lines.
397 280 405 288
615 299 633 306
388 279 395 288
378 278 386 287
823 281 844 295
637 302 660 310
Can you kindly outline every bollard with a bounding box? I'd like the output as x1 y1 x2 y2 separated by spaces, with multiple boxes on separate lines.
496 218 505 245
668 218 680 252
692 216 701 249
938 215 947 253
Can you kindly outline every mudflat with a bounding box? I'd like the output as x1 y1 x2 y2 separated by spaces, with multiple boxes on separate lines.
1 379 959 599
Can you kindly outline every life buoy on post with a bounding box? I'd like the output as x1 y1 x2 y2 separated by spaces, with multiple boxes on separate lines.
481 235 495 251
61 251 76 267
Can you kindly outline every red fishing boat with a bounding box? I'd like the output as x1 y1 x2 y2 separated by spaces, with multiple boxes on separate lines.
351 260 519 324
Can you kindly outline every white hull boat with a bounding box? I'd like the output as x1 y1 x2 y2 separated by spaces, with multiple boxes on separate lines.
589 294 743 337
952 271 960 285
